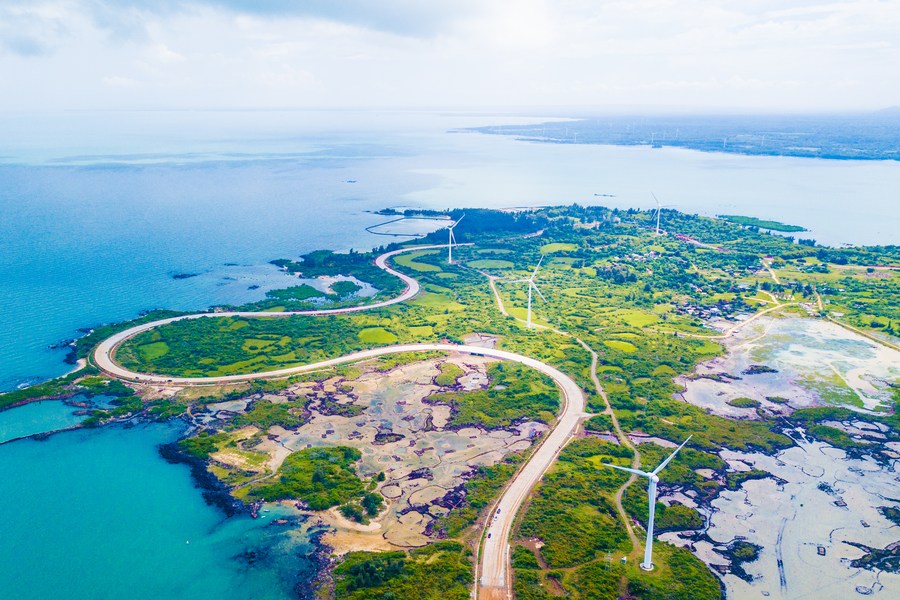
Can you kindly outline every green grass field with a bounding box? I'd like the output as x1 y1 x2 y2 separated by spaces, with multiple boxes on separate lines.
467 259 515 269
358 327 398 344
393 250 443 272
540 242 577 253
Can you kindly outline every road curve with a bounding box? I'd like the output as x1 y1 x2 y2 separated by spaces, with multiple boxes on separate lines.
477 352 587 597
91 242 587 599
98 339 586 596
92 245 455 379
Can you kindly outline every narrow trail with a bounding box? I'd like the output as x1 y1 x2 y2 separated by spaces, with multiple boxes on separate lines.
763 258 782 285
488 271 642 560
573 336 641 556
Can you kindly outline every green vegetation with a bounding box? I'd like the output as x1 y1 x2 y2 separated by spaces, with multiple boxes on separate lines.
467 259 515 269
604 339 637 353
540 242 578 253
434 362 463 386
787 406 899 454
727 397 761 408
725 469 771 491
333 541 472 600
719 214 807 232
517 439 632 568
358 327 398 344
331 280 362 296
0 368 95 411
249 446 364 509
438 454 523 537
232 399 305 429
273 248 404 297
879 506 900 527
511 546 542 569
339 492 385 524
265 284 324 302
428 362 559 427
178 431 229 459
513 437 721 599
21 204 900 598
393 249 443 272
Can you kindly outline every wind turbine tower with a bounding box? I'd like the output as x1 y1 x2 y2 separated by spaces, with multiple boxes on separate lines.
651 192 672 236
602 436 692 571
510 256 546 328
446 215 464 264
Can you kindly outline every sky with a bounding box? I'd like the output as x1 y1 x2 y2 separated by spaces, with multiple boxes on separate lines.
1 0 899 112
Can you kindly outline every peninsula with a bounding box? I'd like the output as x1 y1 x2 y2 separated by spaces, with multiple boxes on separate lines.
3 205 898 600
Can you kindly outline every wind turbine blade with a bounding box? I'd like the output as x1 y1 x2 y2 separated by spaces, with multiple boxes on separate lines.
507 279 529 284
651 192 660 208
652 435 692 476
602 463 650 478
532 282 546 302
452 214 465 228
530 255 544 280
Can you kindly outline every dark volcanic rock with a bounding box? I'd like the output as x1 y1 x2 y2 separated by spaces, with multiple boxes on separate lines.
158 442 244 516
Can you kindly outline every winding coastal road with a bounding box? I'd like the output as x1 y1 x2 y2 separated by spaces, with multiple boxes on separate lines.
91 243 588 599
92 245 441 378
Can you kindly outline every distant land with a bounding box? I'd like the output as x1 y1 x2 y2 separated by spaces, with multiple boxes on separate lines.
718 215 807 233
467 112 900 161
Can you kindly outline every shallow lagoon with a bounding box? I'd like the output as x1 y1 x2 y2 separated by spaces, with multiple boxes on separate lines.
666 440 900 600
679 317 900 415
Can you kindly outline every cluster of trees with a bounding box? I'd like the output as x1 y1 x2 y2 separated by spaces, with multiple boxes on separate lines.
427 362 559 428
250 446 365 509
333 542 472 600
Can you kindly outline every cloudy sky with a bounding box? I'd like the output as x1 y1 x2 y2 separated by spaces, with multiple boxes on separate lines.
2 0 898 112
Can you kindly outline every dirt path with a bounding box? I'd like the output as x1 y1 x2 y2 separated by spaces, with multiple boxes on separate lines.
573 336 641 556
487 272 642 562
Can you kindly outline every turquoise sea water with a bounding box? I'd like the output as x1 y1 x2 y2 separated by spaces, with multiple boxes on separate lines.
1 109 898 598
0 398 84 443
0 423 320 600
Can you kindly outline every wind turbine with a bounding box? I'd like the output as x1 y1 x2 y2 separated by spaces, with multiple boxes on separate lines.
510 256 545 328
651 192 673 236
446 214 464 264
602 436 692 571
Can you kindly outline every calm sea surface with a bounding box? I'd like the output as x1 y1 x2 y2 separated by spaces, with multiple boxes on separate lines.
0 422 319 600
0 110 897 598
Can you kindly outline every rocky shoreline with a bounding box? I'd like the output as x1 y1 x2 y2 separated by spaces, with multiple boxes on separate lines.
158 441 246 517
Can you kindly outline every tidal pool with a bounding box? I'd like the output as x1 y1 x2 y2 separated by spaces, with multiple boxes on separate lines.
679 317 900 416
662 438 899 599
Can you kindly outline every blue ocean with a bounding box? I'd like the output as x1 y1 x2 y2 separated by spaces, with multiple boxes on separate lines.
0 110 897 599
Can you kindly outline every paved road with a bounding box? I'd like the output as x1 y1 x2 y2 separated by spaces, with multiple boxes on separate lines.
92 245 449 380
91 243 587 600
477 352 587 596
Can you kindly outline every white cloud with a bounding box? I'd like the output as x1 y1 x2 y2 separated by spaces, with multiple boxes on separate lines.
0 0 898 111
